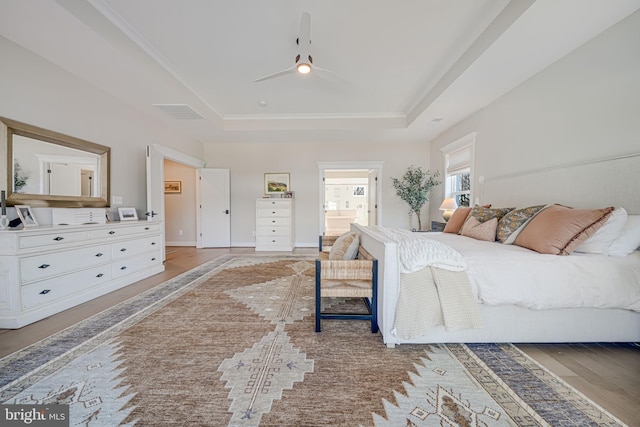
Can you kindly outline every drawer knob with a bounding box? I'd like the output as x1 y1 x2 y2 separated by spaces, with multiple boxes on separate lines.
120 266 127 270
109 231 116 235
95 253 103 257
96 273 104 278
120 248 127 252
39 289 51 295
272 229 276 233
272 220 276 223
151 257 156 261
145 227 150 230
272 240 276 243
53 236 64 241
38 264 50 269
272 211 276 214
151 242 156 245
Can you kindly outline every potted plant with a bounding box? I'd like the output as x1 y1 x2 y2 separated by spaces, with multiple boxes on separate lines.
391 166 441 231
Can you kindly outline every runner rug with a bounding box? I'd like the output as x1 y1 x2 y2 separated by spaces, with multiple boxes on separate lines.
0 255 628 426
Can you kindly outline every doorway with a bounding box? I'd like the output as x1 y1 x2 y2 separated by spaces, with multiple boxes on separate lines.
317 161 383 236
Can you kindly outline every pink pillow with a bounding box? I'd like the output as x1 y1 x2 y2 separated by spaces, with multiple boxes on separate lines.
514 204 614 255
443 207 471 234
460 216 498 241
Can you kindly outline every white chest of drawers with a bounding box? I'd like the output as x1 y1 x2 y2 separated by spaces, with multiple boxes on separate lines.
255 198 294 251
0 221 164 328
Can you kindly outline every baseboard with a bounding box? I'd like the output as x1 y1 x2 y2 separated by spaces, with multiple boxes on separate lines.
166 241 197 246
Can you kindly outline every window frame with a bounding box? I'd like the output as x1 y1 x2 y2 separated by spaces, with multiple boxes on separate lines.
440 132 476 207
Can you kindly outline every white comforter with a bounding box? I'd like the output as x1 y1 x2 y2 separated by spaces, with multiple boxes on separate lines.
412 232 640 312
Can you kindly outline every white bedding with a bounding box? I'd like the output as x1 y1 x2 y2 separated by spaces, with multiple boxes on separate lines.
407 231 640 312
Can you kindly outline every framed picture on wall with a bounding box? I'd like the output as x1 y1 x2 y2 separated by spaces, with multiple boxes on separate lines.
118 207 138 221
164 181 182 194
264 173 290 194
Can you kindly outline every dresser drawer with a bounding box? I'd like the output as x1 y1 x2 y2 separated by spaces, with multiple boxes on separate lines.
256 226 290 237
19 231 88 249
256 199 291 209
112 251 163 279
256 217 290 227
111 236 160 259
20 244 111 284
88 223 161 239
256 236 292 246
257 208 291 218
21 266 112 310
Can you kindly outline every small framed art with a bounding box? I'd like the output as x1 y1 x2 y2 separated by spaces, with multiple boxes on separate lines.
164 181 182 194
118 207 138 221
16 205 38 227
264 173 290 194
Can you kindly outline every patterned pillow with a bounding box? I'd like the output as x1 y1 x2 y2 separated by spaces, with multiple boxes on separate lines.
463 205 514 233
329 231 360 260
497 205 547 244
461 217 498 241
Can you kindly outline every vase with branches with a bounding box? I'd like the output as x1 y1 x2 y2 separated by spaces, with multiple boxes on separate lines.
391 165 441 231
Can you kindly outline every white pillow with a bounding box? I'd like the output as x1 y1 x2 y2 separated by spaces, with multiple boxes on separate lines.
575 207 628 254
328 232 360 260
607 215 640 257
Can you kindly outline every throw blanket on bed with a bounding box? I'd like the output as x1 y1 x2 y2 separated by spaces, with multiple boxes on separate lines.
370 227 482 338
371 226 467 273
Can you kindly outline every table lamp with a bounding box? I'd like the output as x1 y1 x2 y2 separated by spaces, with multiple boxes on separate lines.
439 198 458 222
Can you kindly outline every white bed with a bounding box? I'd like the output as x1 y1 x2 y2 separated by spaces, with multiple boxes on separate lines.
352 223 640 347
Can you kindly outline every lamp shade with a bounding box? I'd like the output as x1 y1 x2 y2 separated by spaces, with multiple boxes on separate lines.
439 198 458 222
439 198 458 211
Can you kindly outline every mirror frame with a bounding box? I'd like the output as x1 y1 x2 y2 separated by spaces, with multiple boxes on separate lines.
1 117 110 208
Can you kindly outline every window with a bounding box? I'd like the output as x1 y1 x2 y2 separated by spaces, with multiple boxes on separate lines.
441 133 475 208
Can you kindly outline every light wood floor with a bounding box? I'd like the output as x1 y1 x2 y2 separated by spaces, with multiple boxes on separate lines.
1 247 638 425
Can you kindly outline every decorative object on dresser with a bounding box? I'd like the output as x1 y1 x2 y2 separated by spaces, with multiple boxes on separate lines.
439 197 458 222
430 221 446 232
0 190 8 230
264 172 290 194
255 198 294 251
52 208 107 225
118 207 138 221
0 221 164 328
390 165 440 231
15 205 38 227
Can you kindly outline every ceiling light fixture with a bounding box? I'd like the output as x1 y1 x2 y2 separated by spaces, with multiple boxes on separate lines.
297 62 311 74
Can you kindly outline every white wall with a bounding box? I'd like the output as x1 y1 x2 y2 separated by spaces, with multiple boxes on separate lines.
204 141 430 247
429 9 640 219
0 36 203 220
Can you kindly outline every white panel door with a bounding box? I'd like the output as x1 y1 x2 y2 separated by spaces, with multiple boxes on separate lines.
368 169 378 226
146 145 165 258
198 168 231 247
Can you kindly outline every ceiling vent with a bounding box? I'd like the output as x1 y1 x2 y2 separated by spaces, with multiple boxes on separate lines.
153 104 204 120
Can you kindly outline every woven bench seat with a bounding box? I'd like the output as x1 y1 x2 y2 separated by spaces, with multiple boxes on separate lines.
315 235 378 333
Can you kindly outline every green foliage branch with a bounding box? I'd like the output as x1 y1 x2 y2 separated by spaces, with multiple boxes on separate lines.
391 165 441 231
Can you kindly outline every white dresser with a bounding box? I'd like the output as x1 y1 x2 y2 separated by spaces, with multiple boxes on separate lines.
255 198 294 251
0 221 164 328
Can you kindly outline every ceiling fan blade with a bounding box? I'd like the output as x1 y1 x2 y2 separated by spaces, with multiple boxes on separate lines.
298 12 311 49
254 64 297 82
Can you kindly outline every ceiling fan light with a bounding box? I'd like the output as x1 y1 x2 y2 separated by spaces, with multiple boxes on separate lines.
297 63 311 74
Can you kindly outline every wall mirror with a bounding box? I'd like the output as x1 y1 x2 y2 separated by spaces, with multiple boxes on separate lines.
1 117 110 208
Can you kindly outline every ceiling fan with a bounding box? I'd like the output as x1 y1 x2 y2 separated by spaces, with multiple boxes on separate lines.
255 12 332 82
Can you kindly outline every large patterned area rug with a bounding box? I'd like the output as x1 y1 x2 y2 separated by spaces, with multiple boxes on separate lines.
0 255 628 426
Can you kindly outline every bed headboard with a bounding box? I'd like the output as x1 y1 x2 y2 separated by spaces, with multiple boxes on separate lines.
481 152 640 214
